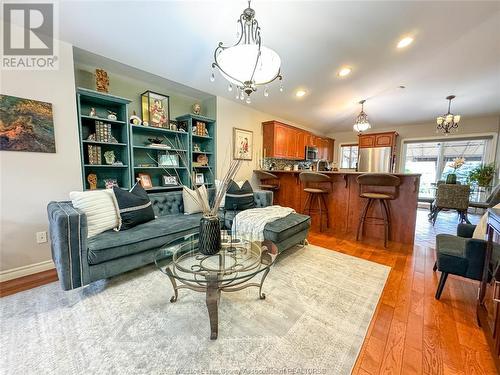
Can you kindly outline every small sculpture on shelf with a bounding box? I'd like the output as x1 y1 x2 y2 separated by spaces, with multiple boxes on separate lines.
129 111 142 125
89 107 97 117
95 68 109 93
193 143 201 152
107 110 117 121
192 103 201 115
104 150 116 165
87 174 97 190
104 179 118 189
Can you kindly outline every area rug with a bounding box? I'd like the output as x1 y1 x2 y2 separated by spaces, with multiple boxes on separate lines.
0 245 390 375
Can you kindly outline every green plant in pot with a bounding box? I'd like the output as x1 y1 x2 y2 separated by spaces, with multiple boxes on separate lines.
468 163 496 187
446 157 465 184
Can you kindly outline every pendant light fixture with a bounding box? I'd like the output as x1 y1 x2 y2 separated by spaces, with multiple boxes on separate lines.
211 0 283 103
353 100 371 133
436 95 461 134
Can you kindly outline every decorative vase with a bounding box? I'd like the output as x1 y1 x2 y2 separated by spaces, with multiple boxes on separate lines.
446 173 457 184
199 215 221 255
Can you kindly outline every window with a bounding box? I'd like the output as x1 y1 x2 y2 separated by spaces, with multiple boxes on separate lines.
403 137 494 198
340 144 358 169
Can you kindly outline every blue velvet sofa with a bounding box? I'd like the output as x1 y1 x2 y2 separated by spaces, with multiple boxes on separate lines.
47 190 311 291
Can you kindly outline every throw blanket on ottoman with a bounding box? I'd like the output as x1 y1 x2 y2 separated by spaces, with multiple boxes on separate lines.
232 205 295 241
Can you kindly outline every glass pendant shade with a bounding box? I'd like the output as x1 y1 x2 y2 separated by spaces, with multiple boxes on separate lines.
353 122 371 132
217 45 281 86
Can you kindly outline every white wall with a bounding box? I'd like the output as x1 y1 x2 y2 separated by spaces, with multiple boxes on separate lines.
215 96 313 182
329 115 500 171
0 41 82 275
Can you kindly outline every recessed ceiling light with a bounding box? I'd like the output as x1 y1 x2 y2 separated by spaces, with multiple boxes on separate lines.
295 90 306 97
337 67 352 77
397 36 414 49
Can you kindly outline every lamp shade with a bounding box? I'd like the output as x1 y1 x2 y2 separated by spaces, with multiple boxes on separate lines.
217 45 281 86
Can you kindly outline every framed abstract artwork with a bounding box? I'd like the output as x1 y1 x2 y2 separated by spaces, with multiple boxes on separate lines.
0 94 55 153
233 127 253 160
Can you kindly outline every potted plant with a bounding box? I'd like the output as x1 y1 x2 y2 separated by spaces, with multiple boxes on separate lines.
446 157 465 184
468 163 496 187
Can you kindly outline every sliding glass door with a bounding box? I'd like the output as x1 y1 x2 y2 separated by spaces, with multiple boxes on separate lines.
402 137 494 199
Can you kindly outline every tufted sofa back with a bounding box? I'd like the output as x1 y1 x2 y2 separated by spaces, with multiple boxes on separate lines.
148 189 216 217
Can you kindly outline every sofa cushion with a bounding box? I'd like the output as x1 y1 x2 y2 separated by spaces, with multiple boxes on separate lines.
87 213 203 265
113 184 155 230
263 213 311 243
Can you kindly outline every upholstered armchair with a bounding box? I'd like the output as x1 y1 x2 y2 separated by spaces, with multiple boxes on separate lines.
434 223 488 299
429 184 470 225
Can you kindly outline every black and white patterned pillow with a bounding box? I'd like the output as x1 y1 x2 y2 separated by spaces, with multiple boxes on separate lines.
113 183 155 230
224 180 255 211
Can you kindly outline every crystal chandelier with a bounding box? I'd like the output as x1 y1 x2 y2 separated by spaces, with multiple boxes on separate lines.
353 100 371 133
211 0 283 104
436 95 461 134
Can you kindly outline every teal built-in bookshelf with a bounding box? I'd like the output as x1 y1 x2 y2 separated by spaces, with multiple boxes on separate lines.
76 88 216 192
77 88 132 190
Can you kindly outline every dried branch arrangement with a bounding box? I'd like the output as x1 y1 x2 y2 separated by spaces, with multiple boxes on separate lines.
149 134 242 218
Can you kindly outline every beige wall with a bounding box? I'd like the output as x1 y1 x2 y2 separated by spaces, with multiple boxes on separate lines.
215 96 313 183
329 115 500 172
0 41 82 274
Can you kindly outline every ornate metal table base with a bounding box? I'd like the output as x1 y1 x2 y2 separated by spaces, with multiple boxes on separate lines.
166 266 271 340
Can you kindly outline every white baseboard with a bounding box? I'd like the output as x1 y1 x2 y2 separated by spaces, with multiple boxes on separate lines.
0 260 55 282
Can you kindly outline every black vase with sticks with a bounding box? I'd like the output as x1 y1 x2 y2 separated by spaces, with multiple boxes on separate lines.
199 215 221 255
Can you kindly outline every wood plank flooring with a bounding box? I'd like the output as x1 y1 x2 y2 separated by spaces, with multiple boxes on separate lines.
308 208 497 374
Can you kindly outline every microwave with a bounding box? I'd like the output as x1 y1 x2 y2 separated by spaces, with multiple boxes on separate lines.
305 146 318 161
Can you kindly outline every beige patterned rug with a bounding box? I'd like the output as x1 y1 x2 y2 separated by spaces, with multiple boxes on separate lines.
1 245 389 375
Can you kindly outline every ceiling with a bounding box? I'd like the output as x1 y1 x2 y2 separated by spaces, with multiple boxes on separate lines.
56 1 500 133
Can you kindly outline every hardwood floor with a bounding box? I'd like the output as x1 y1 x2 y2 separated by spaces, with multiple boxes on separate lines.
0 268 58 297
308 208 498 374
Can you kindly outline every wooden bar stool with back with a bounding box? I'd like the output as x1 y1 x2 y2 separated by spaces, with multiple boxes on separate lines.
356 173 401 248
299 172 331 232
253 170 280 204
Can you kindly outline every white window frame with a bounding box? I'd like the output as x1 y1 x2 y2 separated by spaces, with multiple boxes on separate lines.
338 143 359 169
399 132 498 175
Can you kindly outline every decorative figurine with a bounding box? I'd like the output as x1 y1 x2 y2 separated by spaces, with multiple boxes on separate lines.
104 179 118 189
107 110 117 121
193 143 201 152
95 68 109 93
129 111 142 125
87 174 97 190
104 150 116 165
89 107 97 117
192 103 201 115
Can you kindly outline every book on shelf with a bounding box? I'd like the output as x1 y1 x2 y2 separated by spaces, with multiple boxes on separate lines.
95 121 112 142
88 145 101 165
148 143 172 149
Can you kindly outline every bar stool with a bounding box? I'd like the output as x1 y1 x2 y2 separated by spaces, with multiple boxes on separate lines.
356 174 400 248
253 170 280 204
299 172 330 232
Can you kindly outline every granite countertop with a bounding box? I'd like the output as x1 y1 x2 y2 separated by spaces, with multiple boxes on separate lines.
259 169 421 177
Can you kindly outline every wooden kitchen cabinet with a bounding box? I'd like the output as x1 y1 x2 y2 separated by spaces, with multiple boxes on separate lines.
262 120 334 160
358 131 398 149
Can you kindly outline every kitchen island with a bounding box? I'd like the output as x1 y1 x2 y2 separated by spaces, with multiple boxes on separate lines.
257 170 421 244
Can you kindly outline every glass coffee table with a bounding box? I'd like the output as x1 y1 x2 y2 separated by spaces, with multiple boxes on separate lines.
154 231 278 340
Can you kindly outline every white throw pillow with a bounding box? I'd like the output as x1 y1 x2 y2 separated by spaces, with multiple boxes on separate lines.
473 203 500 239
182 185 209 215
70 190 121 238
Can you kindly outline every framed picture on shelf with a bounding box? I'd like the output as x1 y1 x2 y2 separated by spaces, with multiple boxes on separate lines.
137 173 153 189
162 175 178 186
195 173 204 185
141 91 170 129
158 153 179 167
233 127 253 160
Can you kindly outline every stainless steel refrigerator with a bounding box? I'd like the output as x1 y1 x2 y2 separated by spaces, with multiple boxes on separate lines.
357 146 393 173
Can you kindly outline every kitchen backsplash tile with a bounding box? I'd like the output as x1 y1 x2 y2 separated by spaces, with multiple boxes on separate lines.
262 158 312 171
